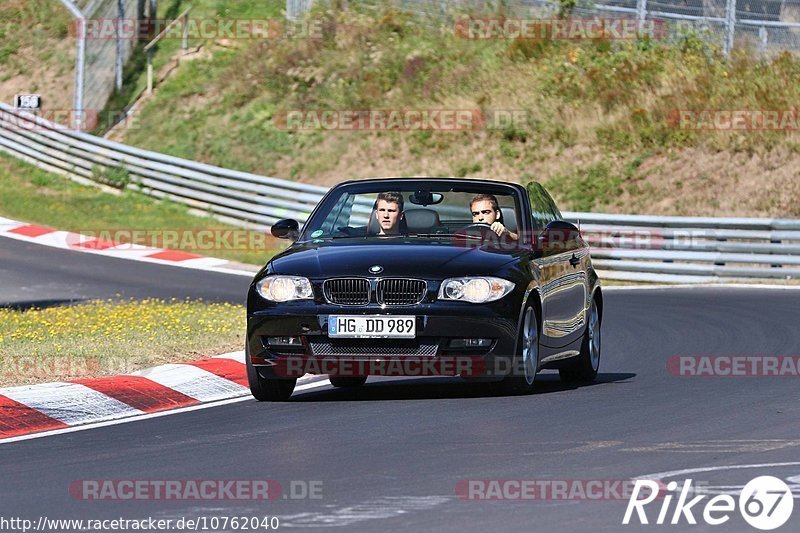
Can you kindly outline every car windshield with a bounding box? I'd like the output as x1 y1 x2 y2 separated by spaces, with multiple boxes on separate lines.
298 182 522 243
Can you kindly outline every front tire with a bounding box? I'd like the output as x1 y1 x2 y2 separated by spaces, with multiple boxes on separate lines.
246 346 296 401
497 305 539 395
559 297 601 383
329 376 368 388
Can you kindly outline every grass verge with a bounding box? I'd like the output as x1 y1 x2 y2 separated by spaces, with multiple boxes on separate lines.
0 0 71 76
0 154 285 265
99 0 285 127
0 298 244 387
119 1 800 217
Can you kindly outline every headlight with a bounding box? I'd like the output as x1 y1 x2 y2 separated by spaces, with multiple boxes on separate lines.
438 277 515 303
256 276 313 302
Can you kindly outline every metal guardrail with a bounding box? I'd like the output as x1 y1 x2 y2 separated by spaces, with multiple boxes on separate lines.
564 216 800 282
0 103 328 229
1 102 799 283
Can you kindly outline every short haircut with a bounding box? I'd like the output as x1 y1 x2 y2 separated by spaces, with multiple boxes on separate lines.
470 193 503 222
375 191 404 211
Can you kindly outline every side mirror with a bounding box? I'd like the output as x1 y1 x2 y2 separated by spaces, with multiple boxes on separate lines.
271 219 300 240
540 220 581 253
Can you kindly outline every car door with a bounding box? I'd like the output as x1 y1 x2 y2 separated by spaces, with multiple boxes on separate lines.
528 183 588 348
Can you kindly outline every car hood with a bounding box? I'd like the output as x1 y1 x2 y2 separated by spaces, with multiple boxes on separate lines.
265 240 526 280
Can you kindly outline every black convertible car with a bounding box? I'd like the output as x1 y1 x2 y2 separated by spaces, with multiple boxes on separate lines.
246 178 602 400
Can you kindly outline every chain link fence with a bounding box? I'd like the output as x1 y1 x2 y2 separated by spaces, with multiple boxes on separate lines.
287 0 318 20
288 0 800 54
58 0 154 129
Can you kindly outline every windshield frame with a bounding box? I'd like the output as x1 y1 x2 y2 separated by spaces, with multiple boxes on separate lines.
297 178 531 246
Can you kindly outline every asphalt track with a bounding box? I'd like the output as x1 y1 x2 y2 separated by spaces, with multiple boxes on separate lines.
0 236 252 308
2 235 800 531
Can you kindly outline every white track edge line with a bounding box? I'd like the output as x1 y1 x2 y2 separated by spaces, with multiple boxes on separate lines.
604 283 800 291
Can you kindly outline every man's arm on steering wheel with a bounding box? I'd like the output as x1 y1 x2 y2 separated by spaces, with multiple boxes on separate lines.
490 222 518 240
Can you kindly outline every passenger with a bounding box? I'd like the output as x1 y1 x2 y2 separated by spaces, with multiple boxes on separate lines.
372 191 405 235
470 194 519 240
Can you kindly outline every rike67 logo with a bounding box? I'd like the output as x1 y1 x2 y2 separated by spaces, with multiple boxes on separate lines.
623 476 794 530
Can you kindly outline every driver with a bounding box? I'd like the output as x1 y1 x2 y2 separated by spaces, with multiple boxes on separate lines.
372 191 404 235
470 194 518 240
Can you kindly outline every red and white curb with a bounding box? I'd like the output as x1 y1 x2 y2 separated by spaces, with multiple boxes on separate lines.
0 351 322 442
0 216 254 277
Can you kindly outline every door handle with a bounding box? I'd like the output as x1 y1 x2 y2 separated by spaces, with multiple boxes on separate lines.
569 254 580 267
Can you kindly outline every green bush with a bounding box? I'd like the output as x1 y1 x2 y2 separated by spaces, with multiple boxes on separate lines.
547 163 623 212
91 166 131 189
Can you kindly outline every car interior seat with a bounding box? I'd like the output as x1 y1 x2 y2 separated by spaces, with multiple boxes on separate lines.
500 206 518 233
403 208 442 233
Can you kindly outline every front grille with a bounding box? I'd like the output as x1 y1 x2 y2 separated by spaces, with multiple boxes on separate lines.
377 278 427 305
323 278 370 305
309 338 439 357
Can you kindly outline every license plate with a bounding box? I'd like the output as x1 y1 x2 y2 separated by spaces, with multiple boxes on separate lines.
328 315 416 338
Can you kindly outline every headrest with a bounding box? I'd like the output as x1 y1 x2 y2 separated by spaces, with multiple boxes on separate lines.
367 209 409 235
500 207 517 232
368 211 381 235
404 208 441 231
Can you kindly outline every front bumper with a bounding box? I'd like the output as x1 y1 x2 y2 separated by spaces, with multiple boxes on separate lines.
246 301 521 379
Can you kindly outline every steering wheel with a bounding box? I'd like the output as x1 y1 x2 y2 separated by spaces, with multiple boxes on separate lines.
458 223 493 232
451 222 495 242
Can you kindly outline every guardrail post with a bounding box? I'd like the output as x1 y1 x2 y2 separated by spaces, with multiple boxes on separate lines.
75 19 86 130
116 0 124 91
144 6 192 93
771 237 781 267
636 0 647 22
147 48 154 95
58 1 86 130
758 26 767 55
182 11 189 52
724 0 736 56
714 235 726 266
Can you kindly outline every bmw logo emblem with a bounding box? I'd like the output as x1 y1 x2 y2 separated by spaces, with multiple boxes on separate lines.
369 265 384 274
